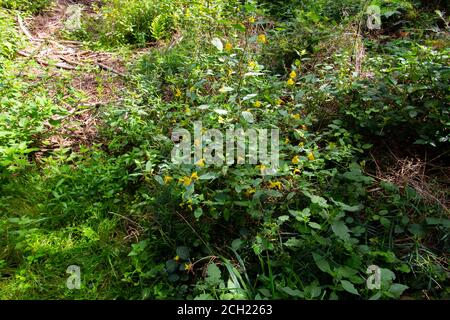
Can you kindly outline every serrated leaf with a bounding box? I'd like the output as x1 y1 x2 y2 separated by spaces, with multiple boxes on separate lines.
340 280 359 295
331 220 350 242
176 246 190 260
206 263 221 285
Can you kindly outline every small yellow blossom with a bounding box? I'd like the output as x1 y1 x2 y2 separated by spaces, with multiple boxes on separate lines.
185 107 191 114
276 98 284 105
293 168 301 175
184 263 192 271
174 255 180 262
254 100 262 108
268 181 282 190
164 176 173 184
289 70 297 79
245 188 256 197
257 34 267 44
249 16 256 23
191 172 199 180
248 60 257 69
307 152 315 161
298 142 304 147
256 163 267 174
196 158 205 167
179 176 193 186
287 78 295 86
175 88 182 97
225 42 233 51
292 155 300 164
292 114 301 119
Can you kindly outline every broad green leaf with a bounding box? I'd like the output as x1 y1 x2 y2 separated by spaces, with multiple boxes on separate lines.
176 246 190 260
211 37 223 51
206 263 222 285
312 253 332 274
331 220 350 242
340 280 359 295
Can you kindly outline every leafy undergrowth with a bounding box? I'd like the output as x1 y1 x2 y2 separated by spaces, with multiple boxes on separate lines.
1 0 449 300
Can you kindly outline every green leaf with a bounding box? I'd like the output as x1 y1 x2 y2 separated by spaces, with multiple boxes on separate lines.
206 263 222 285
199 172 220 180
211 37 223 52
194 208 203 219
389 284 408 297
231 238 243 251
308 222 322 230
280 286 304 298
331 220 350 242
312 253 332 274
154 175 164 185
195 293 214 300
176 246 190 260
340 280 359 295
241 111 254 123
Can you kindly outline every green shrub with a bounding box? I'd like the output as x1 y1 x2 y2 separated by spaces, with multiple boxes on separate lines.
0 0 53 13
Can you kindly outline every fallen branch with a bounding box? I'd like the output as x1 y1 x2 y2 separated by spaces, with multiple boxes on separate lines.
18 50 76 70
97 62 127 77
17 14 35 40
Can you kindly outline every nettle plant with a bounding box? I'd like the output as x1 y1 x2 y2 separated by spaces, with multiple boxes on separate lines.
121 5 414 299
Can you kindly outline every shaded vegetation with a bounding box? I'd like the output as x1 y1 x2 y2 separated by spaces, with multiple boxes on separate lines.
0 0 449 300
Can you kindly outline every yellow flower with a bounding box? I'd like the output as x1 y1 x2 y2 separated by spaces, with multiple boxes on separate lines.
256 163 267 174
293 168 301 175
276 98 284 105
179 176 192 186
307 152 315 161
254 100 262 108
185 107 191 114
292 155 300 164
191 172 199 180
196 158 205 167
268 181 282 190
225 42 233 51
287 78 295 86
184 263 192 271
245 188 256 197
164 176 173 184
298 142 304 147
248 60 257 69
249 16 256 23
174 255 180 262
175 88 182 97
292 114 301 119
289 70 297 79
257 34 267 44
